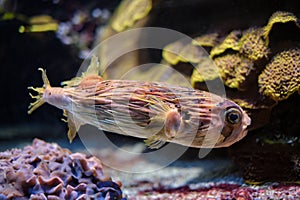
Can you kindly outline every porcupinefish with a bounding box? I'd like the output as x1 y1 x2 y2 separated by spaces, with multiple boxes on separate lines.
28 56 251 149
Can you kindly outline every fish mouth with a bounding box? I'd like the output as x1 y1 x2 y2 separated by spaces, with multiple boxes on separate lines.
244 111 252 127
227 111 251 145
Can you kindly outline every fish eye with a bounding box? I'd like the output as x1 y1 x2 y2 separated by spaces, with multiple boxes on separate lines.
225 107 242 124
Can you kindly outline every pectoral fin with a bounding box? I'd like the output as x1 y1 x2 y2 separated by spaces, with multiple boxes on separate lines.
165 109 183 139
148 96 183 140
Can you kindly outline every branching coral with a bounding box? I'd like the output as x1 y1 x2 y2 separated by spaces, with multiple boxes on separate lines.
0 139 125 199
258 48 300 101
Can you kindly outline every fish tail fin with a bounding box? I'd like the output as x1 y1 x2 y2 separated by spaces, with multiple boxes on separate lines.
28 68 51 114
61 55 103 87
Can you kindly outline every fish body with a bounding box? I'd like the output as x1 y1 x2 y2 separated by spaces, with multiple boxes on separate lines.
28 57 251 149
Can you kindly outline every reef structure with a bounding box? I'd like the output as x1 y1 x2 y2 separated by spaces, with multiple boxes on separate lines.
0 139 125 200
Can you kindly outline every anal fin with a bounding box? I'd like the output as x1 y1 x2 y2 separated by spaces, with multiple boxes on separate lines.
144 133 166 149
62 110 82 143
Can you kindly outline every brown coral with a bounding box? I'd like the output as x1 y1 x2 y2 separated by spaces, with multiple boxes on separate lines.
258 48 300 101
192 11 299 98
0 139 124 199
238 28 269 61
210 30 242 58
214 54 254 90
263 11 299 45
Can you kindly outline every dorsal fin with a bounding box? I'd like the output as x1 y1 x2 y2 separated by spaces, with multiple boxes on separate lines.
61 56 103 87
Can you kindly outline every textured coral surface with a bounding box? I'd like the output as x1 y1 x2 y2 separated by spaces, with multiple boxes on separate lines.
259 48 300 101
190 11 299 97
0 139 124 200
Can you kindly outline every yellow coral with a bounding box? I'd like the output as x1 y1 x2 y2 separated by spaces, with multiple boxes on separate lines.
19 15 58 33
191 53 254 89
263 11 299 45
258 48 300 101
178 43 207 63
210 30 241 58
111 0 152 32
163 40 207 65
192 33 219 47
232 98 271 110
162 40 185 65
214 54 254 90
190 57 220 84
163 33 218 65
238 28 269 61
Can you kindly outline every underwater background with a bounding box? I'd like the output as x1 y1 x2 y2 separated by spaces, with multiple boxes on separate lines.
0 0 300 199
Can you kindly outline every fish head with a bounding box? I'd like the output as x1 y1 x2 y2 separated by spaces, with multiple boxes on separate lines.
214 100 251 147
168 95 251 148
